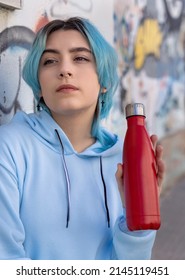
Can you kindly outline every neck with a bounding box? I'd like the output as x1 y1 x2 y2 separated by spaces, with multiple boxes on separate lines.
52 112 96 152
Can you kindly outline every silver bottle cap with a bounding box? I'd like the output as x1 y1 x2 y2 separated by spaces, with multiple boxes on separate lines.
125 103 145 118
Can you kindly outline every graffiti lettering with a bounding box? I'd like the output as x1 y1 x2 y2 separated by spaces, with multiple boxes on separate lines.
134 19 163 69
164 0 184 30
165 0 184 18
0 26 35 124
50 0 93 17
0 26 34 53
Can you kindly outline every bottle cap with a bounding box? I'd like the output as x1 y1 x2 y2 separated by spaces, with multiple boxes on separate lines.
125 103 145 118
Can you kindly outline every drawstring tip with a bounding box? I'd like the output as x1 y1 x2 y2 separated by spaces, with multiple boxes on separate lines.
66 220 69 228
66 213 70 228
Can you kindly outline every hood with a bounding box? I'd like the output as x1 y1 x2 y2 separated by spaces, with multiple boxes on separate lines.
13 110 122 157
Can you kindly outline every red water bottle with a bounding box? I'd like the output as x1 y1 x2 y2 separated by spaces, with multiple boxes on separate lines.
123 103 160 230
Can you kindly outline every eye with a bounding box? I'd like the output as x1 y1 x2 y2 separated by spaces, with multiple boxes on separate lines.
74 56 90 62
43 58 58 66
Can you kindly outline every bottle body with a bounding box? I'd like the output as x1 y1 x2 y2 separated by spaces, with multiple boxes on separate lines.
123 104 160 231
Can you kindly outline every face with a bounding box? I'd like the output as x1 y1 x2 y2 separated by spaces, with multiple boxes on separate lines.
38 29 101 122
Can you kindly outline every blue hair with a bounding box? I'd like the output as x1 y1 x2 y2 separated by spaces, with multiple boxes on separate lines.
22 17 119 145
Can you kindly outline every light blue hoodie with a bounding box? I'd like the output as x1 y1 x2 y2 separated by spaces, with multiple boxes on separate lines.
0 110 156 260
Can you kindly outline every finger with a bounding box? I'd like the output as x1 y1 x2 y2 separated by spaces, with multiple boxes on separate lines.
115 163 125 207
157 158 166 191
150 135 165 196
115 163 123 189
155 144 163 160
150 134 158 151
153 142 165 195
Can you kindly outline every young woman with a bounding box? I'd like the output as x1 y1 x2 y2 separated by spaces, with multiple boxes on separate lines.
0 17 165 260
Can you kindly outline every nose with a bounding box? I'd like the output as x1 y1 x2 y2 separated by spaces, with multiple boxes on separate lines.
59 71 72 78
58 60 73 78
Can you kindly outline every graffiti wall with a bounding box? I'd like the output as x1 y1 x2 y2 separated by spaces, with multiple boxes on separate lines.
0 0 185 187
113 0 185 139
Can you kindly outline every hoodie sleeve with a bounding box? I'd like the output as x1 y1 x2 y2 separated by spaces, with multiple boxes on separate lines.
0 136 30 260
112 209 156 260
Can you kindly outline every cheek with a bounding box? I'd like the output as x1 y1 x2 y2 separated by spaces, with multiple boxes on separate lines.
94 82 101 99
38 72 50 93
38 67 52 84
87 72 100 93
38 72 44 89
86 81 100 99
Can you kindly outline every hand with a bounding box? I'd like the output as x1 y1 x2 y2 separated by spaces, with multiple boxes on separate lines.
115 163 125 207
115 134 166 207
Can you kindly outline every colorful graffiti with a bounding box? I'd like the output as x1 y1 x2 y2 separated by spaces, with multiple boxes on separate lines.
113 0 185 138
134 19 163 70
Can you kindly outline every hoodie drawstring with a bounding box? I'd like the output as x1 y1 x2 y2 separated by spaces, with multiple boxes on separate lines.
55 129 71 228
55 129 110 228
100 156 110 228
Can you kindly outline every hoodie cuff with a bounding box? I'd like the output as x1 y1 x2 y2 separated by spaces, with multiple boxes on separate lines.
118 208 154 236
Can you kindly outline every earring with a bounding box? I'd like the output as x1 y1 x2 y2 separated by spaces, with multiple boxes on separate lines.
100 93 106 108
101 98 105 108
100 87 106 108
101 87 107 93
37 97 44 111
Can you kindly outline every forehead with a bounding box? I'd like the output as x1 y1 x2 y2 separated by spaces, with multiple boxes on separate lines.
46 29 90 49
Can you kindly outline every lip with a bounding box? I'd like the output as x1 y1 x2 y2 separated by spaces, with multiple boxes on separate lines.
56 84 78 92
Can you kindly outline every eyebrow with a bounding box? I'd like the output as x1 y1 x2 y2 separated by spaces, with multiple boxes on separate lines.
42 47 92 55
